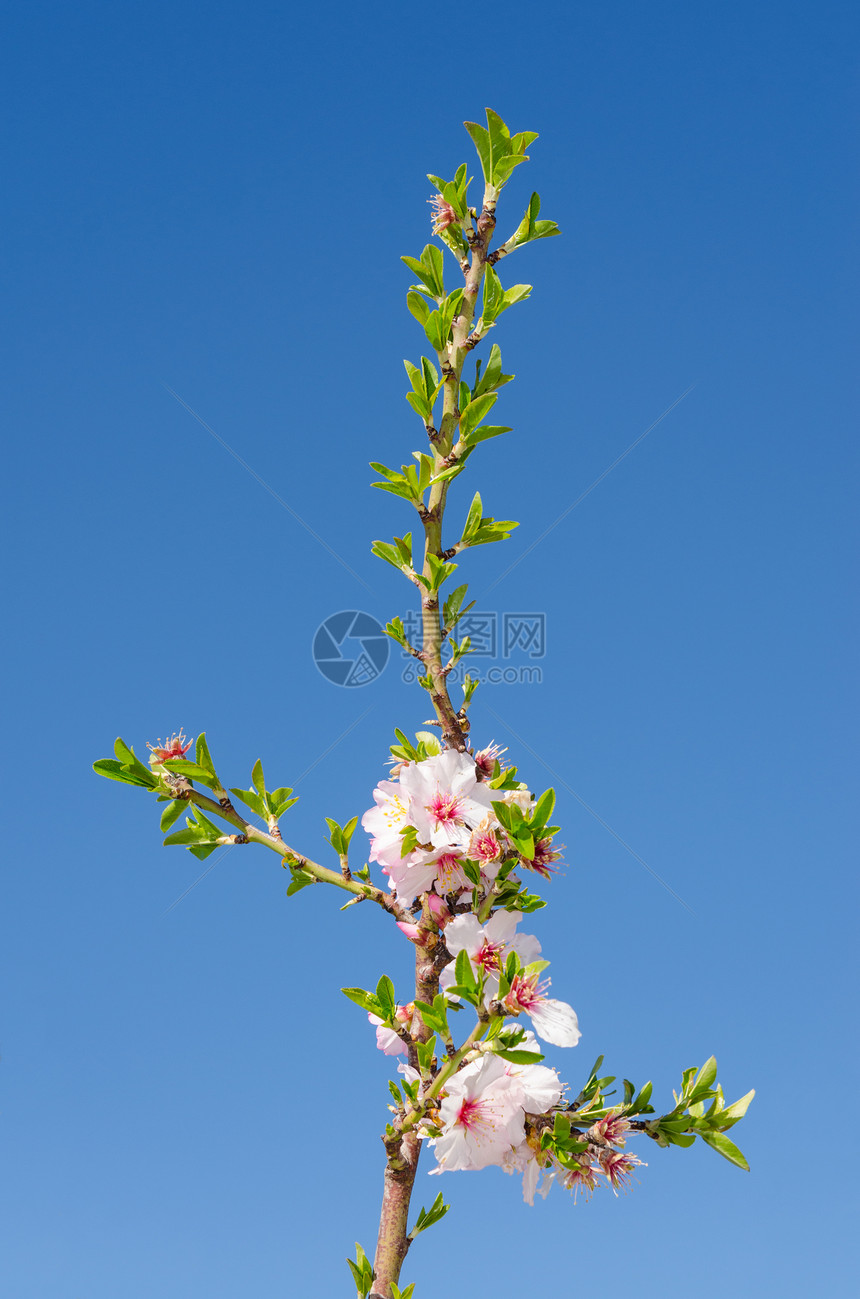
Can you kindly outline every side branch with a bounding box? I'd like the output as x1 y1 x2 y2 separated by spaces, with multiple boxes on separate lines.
172 782 411 922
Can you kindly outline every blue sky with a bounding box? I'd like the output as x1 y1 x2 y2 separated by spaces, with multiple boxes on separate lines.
2 1 857 1295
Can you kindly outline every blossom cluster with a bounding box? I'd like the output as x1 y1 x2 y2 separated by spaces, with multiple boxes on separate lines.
359 746 626 1201
361 746 559 907
399 1043 643 1204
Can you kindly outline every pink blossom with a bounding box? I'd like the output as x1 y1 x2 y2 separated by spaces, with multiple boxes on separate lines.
563 1157 600 1202
147 730 193 764
400 750 493 854
598 1149 645 1195
474 742 506 779
504 972 581 1048
428 193 457 234
470 826 503 865
432 1055 525 1171
361 780 412 868
520 837 562 878
440 912 541 998
588 1113 631 1147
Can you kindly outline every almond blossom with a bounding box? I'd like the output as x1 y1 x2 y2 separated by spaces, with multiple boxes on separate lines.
361 780 411 868
147 730 193 764
599 1149 646 1195
431 1049 560 1174
440 911 541 996
399 750 494 853
504 971 581 1048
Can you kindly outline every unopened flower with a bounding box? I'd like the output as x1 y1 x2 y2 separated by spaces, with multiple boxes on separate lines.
426 892 452 925
502 786 533 814
598 1149 645 1195
368 1003 414 1056
428 193 457 234
504 971 581 1048
588 1113 631 1147
147 730 193 765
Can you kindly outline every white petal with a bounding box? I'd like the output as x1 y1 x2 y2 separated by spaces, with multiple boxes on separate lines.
529 998 581 1048
443 913 482 957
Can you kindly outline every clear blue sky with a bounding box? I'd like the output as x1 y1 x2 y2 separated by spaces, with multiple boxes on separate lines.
2 1 857 1295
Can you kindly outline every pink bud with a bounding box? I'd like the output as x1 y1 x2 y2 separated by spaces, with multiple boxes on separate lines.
396 921 421 941
426 893 452 924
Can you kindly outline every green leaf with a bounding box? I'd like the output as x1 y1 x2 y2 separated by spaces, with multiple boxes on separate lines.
472 343 513 398
113 737 138 766
371 540 407 570
464 119 491 183
531 788 555 829
511 129 539 155
161 758 220 789
188 843 218 861
485 107 511 168
342 987 382 1016
401 254 439 298
251 759 266 795
459 393 497 437
461 423 511 448
160 800 185 831
495 1047 545 1064
717 1089 756 1128
286 870 315 896
406 290 430 326
493 153 528 187
229 787 267 818
700 1130 750 1171
195 733 218 780
163 826 209 847
112 738 159 785
693 1056 718 1095
463 491 483 539
454 947 477 991
375 975 396 1017
93 759 152 788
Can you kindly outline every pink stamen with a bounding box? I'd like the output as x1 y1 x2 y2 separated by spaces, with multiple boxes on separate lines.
428 790 464 827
